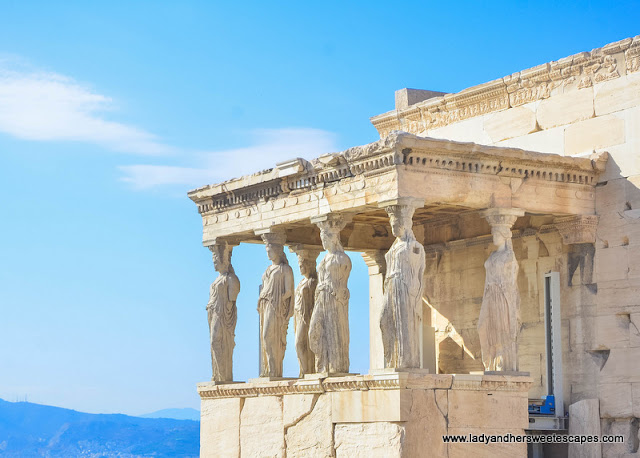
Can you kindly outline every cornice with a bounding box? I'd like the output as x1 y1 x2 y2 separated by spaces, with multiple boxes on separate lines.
371 36 639 137
188 132 606 216
197 373 532 399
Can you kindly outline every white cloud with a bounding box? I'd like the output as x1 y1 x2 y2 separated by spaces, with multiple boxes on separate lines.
119 165 214 189
0 58 339 187
0 63 172 155
119 127 339 189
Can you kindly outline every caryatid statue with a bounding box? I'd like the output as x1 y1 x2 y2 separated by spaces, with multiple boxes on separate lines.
290 245 321 377
309 215 352 374
257 230 295 378
207 241 240 382
380 201 426 369
477 208 524 372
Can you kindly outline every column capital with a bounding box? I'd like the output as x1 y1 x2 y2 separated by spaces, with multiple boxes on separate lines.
206 237 241 252
289 244 323 258
481 208 525 229
255 227 287 245
310 213 351 231
362 250 386 276
378 197 425 210
554 215 599 245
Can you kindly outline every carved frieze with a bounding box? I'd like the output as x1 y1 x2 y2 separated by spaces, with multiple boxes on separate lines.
508 80 553 107
626 37 640 74
505 66 554 107
371 36 636 136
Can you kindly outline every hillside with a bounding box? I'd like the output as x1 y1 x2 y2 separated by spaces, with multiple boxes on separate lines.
0 399 199 457
140 408 200 421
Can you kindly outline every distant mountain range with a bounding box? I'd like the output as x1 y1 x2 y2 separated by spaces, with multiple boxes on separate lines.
0 398 199 457
140 408 200 421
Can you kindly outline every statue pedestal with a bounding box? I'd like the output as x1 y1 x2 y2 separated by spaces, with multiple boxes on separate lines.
483 370 531 376
369 367 431 375
303 372 358 380
198 372 532 457
247 377 298 383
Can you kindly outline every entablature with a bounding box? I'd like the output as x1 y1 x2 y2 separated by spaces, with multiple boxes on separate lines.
188 132 607 246
370 35 640 137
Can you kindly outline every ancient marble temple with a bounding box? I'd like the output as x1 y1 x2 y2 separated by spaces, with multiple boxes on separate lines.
190 35 640 458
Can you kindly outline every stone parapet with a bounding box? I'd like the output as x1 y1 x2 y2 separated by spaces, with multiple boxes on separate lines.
199 372 532 457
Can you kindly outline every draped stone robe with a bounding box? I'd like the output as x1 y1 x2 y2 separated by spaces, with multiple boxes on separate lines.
309 252 351 374
207 271 240 381
258 263 294 377
294 276 317 376
477 247 521 371
380 236 425 369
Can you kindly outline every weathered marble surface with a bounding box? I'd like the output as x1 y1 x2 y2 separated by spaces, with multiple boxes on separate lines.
240 396 285 457
477 209 523 372
284 394 333 458
309 216 352 374
200 397 241 458
207 241 240 382
334 422 404 457
371 36 640 141
380 201 426 369
290 246 320 376
258 231 294 378
198 373 533 458
568 399 602 458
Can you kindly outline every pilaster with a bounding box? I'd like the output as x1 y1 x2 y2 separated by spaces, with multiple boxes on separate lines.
362 250 387 371
555 215 598 286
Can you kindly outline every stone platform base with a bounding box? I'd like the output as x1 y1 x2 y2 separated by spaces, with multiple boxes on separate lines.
198 372 532 457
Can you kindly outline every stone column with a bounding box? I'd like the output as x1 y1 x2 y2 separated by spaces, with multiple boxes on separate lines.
309 214 352 374
362 251 386 371
478 208 525 372
255 228 295 378
289 244 322 377
379 198 426 370
207 239 241 382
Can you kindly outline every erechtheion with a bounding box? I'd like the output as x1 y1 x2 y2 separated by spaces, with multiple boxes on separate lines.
189 35 640 457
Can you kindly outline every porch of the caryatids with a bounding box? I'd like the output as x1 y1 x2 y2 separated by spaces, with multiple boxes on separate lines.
289 244 321 377
206 239 241 382
477 208 525 372
309 214 352 374
256 229 295 378
379 198 426 370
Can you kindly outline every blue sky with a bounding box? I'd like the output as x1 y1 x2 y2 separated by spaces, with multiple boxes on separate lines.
1 1 639 415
